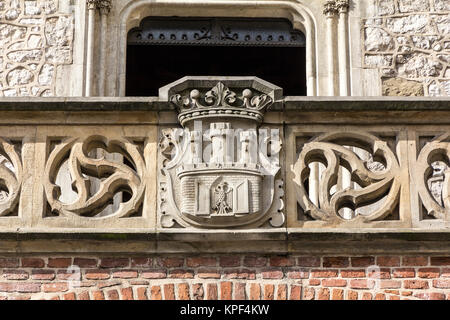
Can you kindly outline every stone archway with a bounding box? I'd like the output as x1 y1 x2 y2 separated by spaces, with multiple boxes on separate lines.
125 16 307 96
115 0 318 96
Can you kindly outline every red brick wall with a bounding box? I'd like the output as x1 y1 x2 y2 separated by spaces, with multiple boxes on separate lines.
0 255 449 300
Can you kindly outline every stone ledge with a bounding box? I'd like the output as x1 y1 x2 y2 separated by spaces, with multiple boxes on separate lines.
0 230 449 254
0 97 448 112
283 97 450 111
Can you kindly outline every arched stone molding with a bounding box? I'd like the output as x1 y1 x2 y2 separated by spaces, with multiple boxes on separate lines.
114 0 319 97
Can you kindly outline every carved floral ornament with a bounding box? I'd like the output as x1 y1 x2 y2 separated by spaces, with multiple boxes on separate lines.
159 79 284 229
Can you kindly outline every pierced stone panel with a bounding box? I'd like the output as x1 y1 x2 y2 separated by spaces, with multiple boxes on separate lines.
158 77 285 229
415 133 450 220
0 138 22 217
292 131 402 224
44 135 146 219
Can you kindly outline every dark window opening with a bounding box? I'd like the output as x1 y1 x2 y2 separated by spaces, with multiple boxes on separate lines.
126 17 307 96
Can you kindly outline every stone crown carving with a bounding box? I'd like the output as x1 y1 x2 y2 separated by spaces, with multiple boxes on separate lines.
160 77 282 127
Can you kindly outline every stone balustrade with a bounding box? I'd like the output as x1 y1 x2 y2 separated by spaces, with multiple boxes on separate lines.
0 77 449 254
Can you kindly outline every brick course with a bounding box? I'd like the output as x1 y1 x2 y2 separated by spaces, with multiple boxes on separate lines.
0 255 448 300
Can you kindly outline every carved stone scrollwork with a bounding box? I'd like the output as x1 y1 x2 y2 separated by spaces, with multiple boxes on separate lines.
416 134 450 220
0 139 22 216
44 136 145 218
158 77 284 229
293 132 401 222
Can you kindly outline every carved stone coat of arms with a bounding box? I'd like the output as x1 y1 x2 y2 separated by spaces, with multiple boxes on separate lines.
158 77 284 229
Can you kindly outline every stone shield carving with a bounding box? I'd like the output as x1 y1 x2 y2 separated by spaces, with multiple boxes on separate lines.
158 78 284 229
0 138 22 216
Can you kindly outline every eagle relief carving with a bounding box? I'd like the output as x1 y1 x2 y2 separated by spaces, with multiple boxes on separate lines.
158 77 284 229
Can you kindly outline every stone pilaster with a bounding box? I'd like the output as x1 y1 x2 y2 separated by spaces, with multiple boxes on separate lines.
323 0 339 95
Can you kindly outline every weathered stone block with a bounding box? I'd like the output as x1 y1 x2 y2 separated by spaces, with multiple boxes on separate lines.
377 0 396 15
364 27 395 52
45 16 73 46
397 53 443 78
427 81 441 96
24 1 41 15
398 0 429 13
38 63 53 85
434 0 450 11
382 77 424 96
5 9 19 20
6 49 42 63
45 46 72 64
387 15 433 34
411 36 441 50
435 15 450 35
6 67 33 86
364 54 393 67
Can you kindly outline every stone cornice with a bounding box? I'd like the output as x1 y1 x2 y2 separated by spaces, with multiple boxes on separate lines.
1 230 450 254
0 97 449 112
